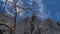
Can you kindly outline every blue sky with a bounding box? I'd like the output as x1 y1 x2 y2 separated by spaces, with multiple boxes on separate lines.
43 0 60 21
0 0 60 22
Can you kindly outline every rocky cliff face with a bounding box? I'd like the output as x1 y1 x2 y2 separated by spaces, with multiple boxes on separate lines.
0 16 60 34
39 18 60 34
16 15 60 34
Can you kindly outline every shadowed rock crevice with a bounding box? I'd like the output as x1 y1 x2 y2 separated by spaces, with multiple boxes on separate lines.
16 17 60 34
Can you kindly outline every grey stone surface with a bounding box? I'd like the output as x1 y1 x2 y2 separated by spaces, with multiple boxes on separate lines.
0 17 60 34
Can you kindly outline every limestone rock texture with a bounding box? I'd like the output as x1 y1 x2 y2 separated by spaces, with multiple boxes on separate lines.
16 16 60 34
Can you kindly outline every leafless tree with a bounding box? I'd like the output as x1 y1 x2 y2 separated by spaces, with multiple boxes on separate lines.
0 0 32 34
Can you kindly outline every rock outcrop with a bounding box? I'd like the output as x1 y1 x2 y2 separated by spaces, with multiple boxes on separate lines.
0 15 60 34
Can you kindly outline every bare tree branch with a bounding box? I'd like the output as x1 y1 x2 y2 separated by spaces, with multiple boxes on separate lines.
8 1 32 10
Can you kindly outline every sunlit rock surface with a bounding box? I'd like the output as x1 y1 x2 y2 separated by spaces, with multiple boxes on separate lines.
0 15 60 34
39 18 60 34
16 15 60 34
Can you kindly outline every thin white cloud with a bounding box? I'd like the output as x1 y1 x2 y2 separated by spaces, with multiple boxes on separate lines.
36 0 48 19
3 0 13 2
8 0 13 2
3 0 5 1
19 9 25 16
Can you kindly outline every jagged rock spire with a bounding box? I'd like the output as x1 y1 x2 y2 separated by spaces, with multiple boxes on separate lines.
32 12 36 22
